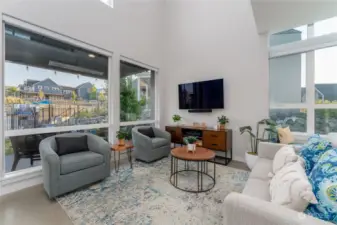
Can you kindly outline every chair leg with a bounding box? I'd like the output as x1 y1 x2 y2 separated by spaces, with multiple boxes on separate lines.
11 155 20 171
30 156 34 166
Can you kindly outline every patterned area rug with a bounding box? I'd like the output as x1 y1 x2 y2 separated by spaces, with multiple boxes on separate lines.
57 157 249 225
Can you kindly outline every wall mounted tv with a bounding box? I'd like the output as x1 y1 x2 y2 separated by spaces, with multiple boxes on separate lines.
178 78 224 112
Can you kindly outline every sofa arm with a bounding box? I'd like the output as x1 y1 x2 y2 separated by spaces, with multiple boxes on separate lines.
258 142 285 160
153 127 171 141
39 137 61 198
87 134 111 163
224 192 328 225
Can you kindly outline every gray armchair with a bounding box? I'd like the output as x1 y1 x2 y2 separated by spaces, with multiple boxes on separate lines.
132 126 171 162
39 133 111 198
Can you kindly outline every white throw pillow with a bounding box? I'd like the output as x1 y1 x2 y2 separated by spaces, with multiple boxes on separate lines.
272 145 298 175
269 161 318 212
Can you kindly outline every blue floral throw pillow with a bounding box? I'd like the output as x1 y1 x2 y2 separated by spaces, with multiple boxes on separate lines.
305 149 337 223
299 134 332 175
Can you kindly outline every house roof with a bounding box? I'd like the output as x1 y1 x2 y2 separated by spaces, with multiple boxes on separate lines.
33 78 60 87
23 79 89 91
273 29 302 35
25 79 39 86
76 82 92 89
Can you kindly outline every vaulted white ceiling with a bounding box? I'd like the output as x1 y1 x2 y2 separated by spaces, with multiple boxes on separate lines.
251 0 337 34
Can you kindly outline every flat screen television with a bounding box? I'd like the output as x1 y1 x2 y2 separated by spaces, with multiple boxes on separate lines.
178 79 224 109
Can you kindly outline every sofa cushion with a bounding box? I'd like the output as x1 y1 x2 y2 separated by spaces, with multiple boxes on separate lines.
138 127 155 138
243 178 270 201
299 134 332 175
272 145 298 175
305 148 337 223
60 151 104 175
270 161 317 212
55 135 89 156
152 137 169 149
250 158 272 181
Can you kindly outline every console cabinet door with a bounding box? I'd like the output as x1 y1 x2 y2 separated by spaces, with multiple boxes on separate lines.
202 130 226 151
165 127 182 143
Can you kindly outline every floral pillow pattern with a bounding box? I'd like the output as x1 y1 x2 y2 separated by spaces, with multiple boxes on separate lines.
305 149 337 223
299 134 332 175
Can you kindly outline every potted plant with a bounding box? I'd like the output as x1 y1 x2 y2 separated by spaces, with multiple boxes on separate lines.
116 130 128 146
217 115 229 130
184 136 198 153
172 114 182 126
239 119 277 169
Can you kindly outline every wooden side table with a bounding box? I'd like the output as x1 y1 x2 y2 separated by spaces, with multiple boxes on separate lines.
111 143 134 172
170 147 216 193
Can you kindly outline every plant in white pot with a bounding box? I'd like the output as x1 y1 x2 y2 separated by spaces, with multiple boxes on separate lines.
239 119 278 170
184 136 198 153
217 115 229 130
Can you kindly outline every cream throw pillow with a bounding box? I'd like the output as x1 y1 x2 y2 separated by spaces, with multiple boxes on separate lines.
271 145 298 175
278 127 294 144
269 161 318 212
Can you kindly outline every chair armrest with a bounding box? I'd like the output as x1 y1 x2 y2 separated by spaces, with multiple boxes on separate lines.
224 192 329 225
258 142 285 160
39 138 60 170
132 128 152 147
39 137 61 198
153 127 171 140
87 134 111 163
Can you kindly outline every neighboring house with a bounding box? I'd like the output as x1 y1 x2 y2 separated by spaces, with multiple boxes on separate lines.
18 78 93 101
76 82 93 100
59 85 76 100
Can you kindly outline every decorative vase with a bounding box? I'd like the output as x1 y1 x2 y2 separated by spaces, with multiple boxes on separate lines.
219 124 225 130
187 143 196 153
118 139 125 146
245 152 258 170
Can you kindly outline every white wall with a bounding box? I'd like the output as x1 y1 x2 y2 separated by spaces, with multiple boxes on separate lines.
0 0 164 67
162 0 269 162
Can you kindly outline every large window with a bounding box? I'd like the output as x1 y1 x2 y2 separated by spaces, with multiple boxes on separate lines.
120 61 156 122
269 16 337 135
4 24 109 173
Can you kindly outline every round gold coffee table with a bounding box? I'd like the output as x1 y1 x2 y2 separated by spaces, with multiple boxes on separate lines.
170 147 216 193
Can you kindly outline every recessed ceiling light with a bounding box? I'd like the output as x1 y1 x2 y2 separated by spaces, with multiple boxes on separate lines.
88 54 96 58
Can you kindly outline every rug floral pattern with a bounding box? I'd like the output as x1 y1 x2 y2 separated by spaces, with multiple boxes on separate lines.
57 157 249 225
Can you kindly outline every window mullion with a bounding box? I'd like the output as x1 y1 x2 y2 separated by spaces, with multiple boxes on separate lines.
306 48 315 134
0 22 5 179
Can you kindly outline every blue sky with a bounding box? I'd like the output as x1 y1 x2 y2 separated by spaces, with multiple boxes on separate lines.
5 62 106 89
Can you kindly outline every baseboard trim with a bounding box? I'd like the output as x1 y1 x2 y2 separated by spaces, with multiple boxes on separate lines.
0 167 43 196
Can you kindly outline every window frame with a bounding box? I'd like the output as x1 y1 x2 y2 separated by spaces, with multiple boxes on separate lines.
269 23 337 135
0 16 114 178
119 56 160 129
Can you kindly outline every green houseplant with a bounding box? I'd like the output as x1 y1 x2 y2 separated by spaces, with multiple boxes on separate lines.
217 115 229 130
239 119 277 169
184 136 198 152
172 114 182 125
116 130 128 146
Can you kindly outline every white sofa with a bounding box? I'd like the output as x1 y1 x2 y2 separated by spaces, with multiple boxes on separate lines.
223 142 332 225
